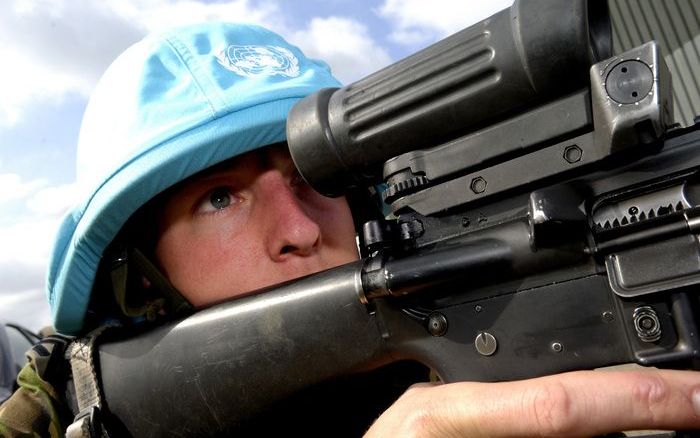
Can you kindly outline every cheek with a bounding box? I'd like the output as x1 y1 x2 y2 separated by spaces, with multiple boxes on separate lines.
155 222 264 306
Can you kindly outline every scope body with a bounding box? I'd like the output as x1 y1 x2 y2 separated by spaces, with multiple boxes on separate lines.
287 0 611 196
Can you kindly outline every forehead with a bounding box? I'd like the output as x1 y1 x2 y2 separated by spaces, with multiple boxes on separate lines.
183 143 294 188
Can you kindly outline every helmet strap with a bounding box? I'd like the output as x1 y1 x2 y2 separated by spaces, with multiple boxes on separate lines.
110 246 192 321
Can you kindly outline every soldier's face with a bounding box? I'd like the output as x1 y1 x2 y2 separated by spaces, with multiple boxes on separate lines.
155 144 359 307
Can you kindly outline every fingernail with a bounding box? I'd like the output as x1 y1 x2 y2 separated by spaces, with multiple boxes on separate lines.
693 388 700 415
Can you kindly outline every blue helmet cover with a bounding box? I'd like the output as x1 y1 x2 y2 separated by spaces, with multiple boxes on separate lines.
47 22 341 334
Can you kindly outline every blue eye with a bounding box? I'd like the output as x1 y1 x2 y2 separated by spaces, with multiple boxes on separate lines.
196 187 237 214
209 188 231 210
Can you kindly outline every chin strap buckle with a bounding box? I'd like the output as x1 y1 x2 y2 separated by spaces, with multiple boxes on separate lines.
65 406 105 438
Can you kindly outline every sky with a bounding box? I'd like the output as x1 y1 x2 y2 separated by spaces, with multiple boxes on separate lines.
0 0 512 332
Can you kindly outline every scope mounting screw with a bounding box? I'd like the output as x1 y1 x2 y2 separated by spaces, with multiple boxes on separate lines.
633 306 661 343
563 145 583 163
427 312 448 337
474 332 497 356
602 311 614 322
551 342 563 353
470 177 487 194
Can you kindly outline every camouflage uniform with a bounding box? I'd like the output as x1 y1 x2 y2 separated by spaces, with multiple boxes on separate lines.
0 337 73 437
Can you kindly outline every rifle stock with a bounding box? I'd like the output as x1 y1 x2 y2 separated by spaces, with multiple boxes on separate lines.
99 262 393 434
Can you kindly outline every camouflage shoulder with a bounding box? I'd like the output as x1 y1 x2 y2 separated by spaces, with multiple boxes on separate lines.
0 334 74 437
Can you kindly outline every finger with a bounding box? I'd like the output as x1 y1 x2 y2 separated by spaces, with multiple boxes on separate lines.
442 369 700 437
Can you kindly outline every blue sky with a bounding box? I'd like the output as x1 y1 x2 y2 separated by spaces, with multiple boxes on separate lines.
0 0 511 331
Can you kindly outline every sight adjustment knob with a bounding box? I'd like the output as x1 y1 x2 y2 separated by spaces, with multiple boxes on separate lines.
383 175 429 204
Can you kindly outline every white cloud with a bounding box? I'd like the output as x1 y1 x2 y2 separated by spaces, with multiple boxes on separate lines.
126 0 282 32
0 173 47 204
0 1 144 128
0 211 61 333
25 182 80 215
0 0 283 128
288 16 392 84
0 216 63 265
0 46 87 127
387 29 432 46
0 262 46 296
0 288 51 331
0 218 59 329
378 0 514 46
0 176 75 271
0 180 76 330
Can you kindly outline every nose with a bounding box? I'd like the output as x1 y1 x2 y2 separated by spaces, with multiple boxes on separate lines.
258 170 322 261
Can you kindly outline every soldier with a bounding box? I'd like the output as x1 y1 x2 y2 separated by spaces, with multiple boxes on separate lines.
1 22 699 437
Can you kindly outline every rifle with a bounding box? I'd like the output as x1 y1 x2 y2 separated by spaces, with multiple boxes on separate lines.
90 0 700 435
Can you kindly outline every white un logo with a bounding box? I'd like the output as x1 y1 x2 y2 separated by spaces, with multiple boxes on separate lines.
216 45 300 78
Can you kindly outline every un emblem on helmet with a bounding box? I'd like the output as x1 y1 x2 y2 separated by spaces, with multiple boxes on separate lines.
216 45 300 78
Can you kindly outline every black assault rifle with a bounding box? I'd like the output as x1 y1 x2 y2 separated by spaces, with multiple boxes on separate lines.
87 0 700 435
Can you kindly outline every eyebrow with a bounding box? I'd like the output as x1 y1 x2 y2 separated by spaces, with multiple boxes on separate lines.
165 145 296 200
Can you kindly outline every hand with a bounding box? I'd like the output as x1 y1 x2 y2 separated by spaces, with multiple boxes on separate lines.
365 369 700 437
